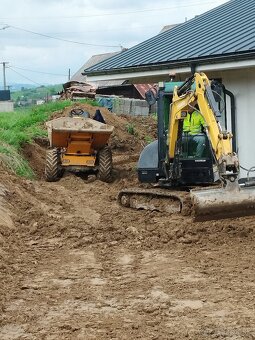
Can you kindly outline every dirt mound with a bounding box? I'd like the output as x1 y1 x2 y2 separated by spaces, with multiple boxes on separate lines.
50 102 157 153
21 142 47 179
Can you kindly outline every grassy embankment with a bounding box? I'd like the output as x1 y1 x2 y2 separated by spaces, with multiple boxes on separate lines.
0 100 97 178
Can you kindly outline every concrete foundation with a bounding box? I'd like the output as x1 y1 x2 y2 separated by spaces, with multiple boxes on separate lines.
0 101 14 112
96 95 150 116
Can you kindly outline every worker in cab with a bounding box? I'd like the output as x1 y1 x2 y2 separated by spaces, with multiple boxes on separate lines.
183 104 206 157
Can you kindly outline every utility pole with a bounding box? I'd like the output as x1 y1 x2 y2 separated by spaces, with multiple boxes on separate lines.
0 62 9 90
68 68 71 81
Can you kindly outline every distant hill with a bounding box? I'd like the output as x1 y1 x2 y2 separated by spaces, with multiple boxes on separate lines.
9 83 38 91
11 84 63 107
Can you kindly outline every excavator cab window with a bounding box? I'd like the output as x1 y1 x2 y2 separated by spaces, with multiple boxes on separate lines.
180 133 211 159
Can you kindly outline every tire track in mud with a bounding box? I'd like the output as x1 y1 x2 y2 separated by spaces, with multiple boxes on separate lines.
0 170 254 339
1 240 254 339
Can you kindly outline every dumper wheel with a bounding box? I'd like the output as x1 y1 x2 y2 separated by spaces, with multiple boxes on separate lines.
97 146 113 183
45 148 62 182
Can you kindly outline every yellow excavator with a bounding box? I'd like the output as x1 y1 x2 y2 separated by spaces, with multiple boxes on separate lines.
118 72 255 220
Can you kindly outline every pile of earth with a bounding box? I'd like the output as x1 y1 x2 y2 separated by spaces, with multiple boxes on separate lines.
23 102 157 181
53 102 157 154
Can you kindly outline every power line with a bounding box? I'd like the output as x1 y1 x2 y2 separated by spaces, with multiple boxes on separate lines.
1 22 173 38
0 1 227 20
41 24 166 35
39 22 185 35
10 66 68 77
5 25 121 48
7 67 43 86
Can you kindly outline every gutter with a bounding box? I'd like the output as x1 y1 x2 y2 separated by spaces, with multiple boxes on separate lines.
84 52 255 78
85 58 255 83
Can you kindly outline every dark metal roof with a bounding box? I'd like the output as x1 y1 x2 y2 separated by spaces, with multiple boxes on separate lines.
134 84 154 99
85 0 255 75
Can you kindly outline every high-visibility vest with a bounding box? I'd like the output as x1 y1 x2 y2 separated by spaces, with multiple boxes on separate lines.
183 111 205 135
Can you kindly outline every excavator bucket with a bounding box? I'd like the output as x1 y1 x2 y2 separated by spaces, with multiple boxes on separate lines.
191 185 255 220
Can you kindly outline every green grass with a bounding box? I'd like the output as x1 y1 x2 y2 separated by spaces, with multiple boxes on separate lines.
0 99 98 178
126 123 136 135
0 144 35 178
151 112 157 121
78 98 99 107
0 101 72 148
144 135 154 145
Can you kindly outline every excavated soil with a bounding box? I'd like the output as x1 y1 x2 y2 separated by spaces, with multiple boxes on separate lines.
0 104 254 340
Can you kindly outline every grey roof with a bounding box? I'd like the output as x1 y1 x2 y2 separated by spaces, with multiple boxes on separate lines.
85 0 255 75
159 24 180 34
71 51 121 82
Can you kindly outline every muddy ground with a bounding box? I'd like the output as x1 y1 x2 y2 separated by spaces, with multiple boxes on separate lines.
0 105 254 340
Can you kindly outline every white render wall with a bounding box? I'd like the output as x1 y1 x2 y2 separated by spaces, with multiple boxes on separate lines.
0 101 14 112
206 67 255 179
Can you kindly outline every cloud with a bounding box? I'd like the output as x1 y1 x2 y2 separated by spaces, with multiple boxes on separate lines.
0 0 229 85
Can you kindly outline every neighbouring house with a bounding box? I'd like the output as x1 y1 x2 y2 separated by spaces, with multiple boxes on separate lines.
71 51 121 86
84 0 255 180
0 90 14 112
159 24 180 34
36 99 45 105
61 52 123 99
63 51 155 104
0 101 14 112
51 94 61 101
61 81 96 100
96 83 154 100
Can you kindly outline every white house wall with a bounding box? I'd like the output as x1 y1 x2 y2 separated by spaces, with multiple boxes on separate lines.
206 68 255 180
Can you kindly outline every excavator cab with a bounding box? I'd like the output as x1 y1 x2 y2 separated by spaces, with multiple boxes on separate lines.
177 133 214 185
138 80 220 186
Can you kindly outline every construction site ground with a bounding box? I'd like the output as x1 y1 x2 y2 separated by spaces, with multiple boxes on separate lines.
0 104 254 340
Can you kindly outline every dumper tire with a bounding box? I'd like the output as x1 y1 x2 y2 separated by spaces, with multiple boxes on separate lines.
45 148 62 182
97 146 113 183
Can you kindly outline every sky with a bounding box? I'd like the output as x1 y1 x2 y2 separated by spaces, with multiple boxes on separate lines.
0 0 229 87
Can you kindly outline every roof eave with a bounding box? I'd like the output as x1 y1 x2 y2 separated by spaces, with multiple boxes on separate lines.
84 52 255 77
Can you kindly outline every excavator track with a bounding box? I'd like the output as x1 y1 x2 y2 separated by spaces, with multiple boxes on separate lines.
117 187 192 215
118 185 255 220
